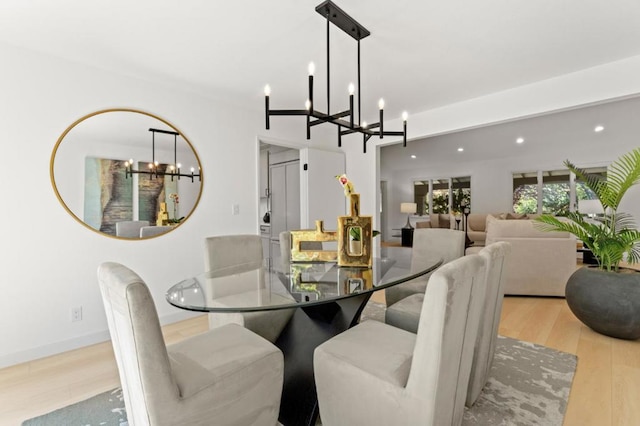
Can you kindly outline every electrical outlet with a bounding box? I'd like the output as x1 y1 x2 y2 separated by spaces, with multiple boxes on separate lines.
71 306 83 322
232 204 240 215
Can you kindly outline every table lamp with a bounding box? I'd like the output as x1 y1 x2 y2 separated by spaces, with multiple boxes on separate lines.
401 202 417 229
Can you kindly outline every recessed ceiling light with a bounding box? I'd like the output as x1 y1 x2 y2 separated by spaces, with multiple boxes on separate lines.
410 154 417 159
457 147 464 152
594 125 604 132
516 137 524 144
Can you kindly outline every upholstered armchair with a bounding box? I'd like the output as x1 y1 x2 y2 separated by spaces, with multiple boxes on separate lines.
204 234 294 343
385 228 465 307
97 262 284 426
314 254 487 426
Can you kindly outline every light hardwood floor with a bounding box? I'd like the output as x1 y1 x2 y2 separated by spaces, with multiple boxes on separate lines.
2 296 640 425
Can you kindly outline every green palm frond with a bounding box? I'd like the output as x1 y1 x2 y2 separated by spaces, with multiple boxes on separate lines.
605 148 640 208
565 160 608 204
614 212 638 231
536 148 640 271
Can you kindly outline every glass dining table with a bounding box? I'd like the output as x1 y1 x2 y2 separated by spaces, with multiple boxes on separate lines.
166 247 442 426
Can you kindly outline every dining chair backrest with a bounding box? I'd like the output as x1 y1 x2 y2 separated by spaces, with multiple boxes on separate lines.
115 220 150 238
97 262 174 426
411 228 466 275
204 234 263 271
466 241 512 406
203 234 293 343
407 253 487 426
386 228 467 308
139 225 172 238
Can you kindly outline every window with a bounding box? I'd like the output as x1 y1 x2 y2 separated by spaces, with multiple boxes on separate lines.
512 171 538 214
576 166 607 203
413 176 471 215
451 176 471 214
542 169 570 215
513 166 607 215
431 179 450 213
414 181 428 216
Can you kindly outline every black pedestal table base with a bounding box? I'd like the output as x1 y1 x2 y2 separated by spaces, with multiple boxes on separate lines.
274 292 372 426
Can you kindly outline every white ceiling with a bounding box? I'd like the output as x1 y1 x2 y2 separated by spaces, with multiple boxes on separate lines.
381 95 640 172
2 0 640 123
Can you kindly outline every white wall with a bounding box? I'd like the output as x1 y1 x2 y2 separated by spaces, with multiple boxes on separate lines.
0 42 319 368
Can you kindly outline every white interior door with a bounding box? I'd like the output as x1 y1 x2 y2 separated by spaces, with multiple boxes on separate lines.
299 148 346 231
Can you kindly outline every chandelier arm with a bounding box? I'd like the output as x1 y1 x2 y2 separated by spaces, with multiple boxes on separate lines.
152 129 155 166
127 169 201 180
404 120 407 147
268 109 309 116
326 8 330 116
309 109 351 126
174 133 178 180
363 133 373 153
357 38 361 126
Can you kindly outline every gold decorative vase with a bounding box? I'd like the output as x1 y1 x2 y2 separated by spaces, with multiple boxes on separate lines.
337 193 372 267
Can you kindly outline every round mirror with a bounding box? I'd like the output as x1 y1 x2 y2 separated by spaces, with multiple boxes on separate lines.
51 109 203 239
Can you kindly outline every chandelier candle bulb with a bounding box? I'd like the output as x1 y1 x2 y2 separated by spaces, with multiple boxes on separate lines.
264 85 271 129
378 98 384 138
348 82 355 128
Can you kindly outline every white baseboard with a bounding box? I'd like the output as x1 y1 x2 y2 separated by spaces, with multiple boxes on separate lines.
0 310 200 370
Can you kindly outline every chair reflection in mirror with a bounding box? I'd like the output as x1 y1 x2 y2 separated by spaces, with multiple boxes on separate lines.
140 225 172 238
115 220 149 238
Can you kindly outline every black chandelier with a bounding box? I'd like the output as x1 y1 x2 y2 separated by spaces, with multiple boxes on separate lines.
124 128 201 182
264 0 407 153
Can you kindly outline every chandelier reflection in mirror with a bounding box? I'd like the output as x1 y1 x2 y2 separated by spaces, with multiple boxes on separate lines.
124 128 202 182
264 0 407 153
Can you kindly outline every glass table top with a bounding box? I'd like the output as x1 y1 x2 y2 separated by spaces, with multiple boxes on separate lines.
166 247 442 312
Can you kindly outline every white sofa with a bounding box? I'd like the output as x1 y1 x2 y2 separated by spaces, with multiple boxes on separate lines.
467 217 576 296
464 213 541 247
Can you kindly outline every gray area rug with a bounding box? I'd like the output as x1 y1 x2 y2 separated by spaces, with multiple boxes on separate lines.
23 302 577 426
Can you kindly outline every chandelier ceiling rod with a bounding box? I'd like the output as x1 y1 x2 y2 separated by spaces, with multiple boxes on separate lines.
124 128 201 182
264 0 408 153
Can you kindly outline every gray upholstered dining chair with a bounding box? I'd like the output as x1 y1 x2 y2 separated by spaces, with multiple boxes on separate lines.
97 262 284 426
314 254 487 426
385 228 465 308
139 225 172 238
384 242 511 406
115 220 150 238
466 241 511 406
204 234 294 343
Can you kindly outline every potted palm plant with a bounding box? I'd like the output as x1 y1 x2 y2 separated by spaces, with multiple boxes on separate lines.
536 147 640 339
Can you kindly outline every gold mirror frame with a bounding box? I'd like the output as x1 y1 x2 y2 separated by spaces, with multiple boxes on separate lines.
50 108 203 240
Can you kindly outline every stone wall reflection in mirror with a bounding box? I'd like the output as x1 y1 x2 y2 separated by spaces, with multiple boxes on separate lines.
51 109 202 239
